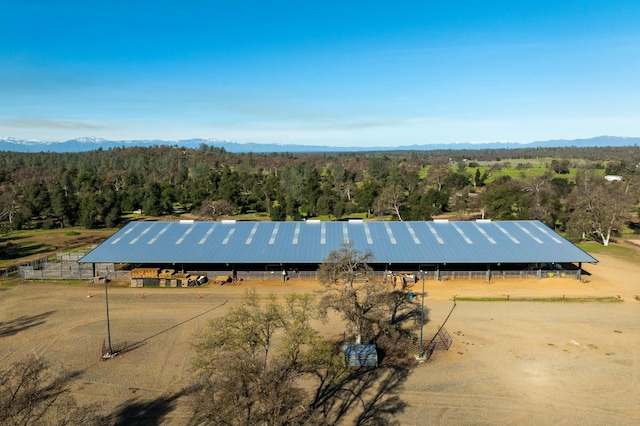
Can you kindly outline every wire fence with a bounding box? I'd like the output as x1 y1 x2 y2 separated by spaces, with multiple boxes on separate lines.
437 269 581 281
236 269 581 282
1 267 19 285
13 245 131 282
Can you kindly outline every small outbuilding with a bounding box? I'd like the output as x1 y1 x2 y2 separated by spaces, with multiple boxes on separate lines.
343 343 378 367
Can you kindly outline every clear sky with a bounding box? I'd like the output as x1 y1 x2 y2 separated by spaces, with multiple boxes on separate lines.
1 1 639 147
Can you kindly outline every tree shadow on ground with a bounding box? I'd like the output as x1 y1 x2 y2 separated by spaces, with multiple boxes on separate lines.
308 343 413 426
0 310 56 338
0 241 50 261
353 363 410 426
0 356 90 426
0 234 27 245
105 386 195 426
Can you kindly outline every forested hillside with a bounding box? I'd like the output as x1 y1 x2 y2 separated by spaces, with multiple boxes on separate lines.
1 144 639 246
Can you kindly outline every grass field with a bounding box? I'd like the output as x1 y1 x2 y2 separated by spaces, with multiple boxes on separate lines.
577 241 640 267
0 227 114 271
420 158 607 184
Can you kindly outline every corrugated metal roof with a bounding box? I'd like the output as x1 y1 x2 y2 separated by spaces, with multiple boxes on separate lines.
79 219 597 265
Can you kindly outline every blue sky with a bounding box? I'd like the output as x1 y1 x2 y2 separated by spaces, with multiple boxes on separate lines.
1 1 639 147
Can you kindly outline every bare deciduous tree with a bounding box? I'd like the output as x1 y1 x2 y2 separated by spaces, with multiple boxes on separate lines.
190 292 317 425
190 290 413 425
316 242 374 288
198 199 235 220
374 184 406 221
0 355 97 426
317 243 422 347
566 171 635 246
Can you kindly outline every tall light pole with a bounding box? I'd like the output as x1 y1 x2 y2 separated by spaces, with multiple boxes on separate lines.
419 268 425 358
103 272 114 358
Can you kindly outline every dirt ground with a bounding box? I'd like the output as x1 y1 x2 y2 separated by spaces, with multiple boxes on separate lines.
1 253 639 425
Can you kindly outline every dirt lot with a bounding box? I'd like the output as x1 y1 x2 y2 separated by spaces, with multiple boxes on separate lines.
1 253 639 425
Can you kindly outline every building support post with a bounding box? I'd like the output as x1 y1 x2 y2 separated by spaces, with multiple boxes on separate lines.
578 262 582 281
419 269 425 358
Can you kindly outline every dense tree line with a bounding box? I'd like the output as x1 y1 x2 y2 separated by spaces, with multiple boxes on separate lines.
1 144 639 245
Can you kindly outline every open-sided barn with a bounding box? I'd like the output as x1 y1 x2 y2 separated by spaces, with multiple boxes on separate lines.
79 219 597 285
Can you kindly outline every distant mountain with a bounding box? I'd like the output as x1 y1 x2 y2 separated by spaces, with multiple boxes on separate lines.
1 135 639 154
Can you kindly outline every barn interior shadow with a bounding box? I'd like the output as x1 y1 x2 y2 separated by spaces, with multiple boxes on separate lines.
0 310 56 338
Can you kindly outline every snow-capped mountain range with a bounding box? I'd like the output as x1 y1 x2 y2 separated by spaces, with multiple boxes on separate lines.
1 136 639 154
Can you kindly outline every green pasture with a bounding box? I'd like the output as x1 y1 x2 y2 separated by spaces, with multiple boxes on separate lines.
577 241 640 267
421 158 607 184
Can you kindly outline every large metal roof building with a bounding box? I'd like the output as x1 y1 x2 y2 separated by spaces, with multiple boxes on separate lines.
80 219 597 280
